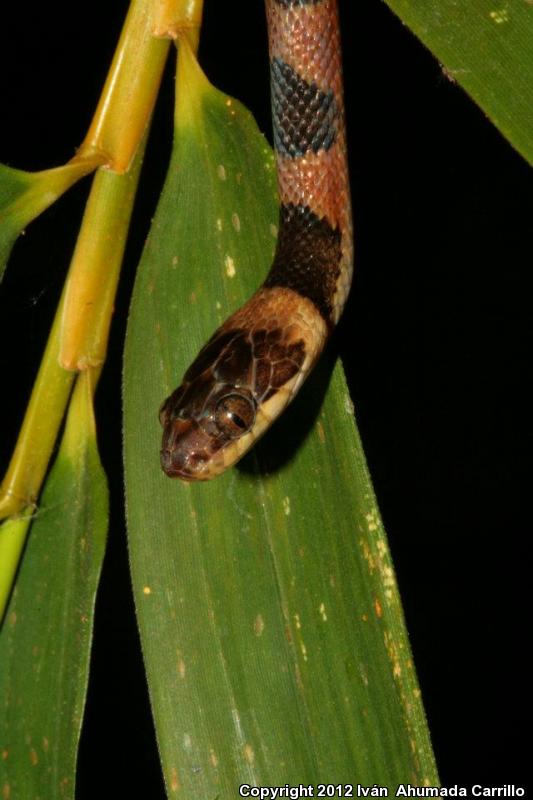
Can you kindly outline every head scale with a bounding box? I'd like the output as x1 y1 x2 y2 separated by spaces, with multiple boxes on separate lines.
159 322 306 481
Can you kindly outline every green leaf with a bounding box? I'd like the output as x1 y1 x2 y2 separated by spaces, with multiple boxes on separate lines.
383 0 533 166
0 160 99 283
124 44 437 797
0 373 108 799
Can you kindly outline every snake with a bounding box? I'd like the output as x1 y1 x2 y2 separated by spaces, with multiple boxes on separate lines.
160 0 353 481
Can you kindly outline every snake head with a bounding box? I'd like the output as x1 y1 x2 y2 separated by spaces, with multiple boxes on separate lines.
159 327 266 480
159 382 257 481
159 292 312 482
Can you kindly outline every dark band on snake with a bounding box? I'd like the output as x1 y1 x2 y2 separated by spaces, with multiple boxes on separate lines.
271 58 338 157
264 204 342 323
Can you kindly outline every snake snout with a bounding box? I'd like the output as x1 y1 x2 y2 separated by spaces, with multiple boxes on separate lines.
160 418 214 481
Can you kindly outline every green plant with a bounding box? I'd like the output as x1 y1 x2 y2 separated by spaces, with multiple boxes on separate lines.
1 1 530 797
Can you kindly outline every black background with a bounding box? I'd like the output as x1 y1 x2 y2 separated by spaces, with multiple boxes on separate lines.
0 1 530 796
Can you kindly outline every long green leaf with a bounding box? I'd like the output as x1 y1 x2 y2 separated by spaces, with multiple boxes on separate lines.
0 373 108 798
383 0 533 165
124 43 437 797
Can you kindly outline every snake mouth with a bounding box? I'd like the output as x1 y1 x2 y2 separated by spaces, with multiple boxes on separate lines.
160 446 215 481
160 447 230 482
160 418 226 481
160 448 233 482
160 448 197 481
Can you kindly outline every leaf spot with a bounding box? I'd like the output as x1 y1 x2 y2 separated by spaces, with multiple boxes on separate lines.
224 255 236 277
382 565 396 589
344 393 355 415
319 602 328 622
489 8 509 22
282 496 291 516
231 709 246 744
217 164 227 181
254 614 265 636
231 212 241 232
365 510 378 532
170 767 180 793
143 585 152 596
244 744 255 764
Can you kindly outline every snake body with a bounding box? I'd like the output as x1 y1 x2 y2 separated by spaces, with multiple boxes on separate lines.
160 0 353 481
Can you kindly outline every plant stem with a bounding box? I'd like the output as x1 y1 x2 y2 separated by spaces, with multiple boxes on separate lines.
0 133 146 515
0 0 174 520
78 0 171 172
0 296 75 519
154 0 204 50
0 0 205 616
0 367 101 623
0 517 32 623
60 137 146 370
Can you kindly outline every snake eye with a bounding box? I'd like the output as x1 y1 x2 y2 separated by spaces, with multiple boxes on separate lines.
214 394 255 438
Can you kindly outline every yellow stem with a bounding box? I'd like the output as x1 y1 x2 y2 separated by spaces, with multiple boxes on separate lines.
60 138 146 370
0 517 32 625
0 133 147 518
78 0 170 172
154 0 204 50
0 368 101 624
60 0 204 369
0 295 75 519
0 0 205 611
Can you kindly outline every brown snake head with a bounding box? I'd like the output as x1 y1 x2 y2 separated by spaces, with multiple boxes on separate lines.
160 288 325 481
160 383 257 481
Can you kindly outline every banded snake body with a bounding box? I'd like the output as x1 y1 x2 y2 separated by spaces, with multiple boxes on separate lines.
160 0 353 481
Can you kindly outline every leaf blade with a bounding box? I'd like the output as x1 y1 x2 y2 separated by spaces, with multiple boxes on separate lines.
124 46 437 797
0 373 108 799
0 159 99 283
382 0 533 165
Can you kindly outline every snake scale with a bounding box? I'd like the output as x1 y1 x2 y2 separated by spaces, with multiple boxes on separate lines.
160 0 353 481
